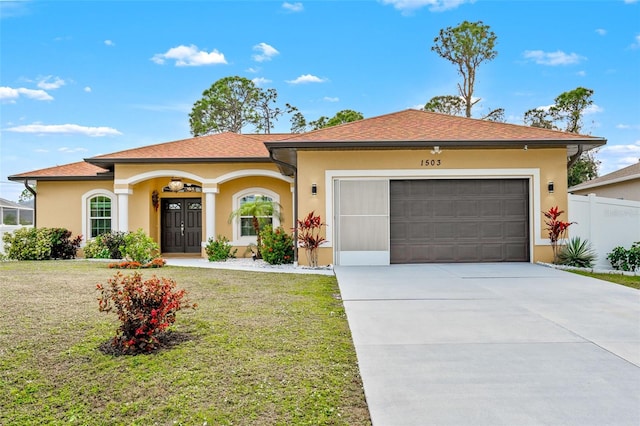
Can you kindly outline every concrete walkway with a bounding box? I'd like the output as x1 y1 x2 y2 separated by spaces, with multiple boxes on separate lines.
334 263 640 426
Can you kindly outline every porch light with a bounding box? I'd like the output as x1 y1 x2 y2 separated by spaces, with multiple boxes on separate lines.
168 178 184 192
431 146 442 155
547 181 554 193
311 183 317 196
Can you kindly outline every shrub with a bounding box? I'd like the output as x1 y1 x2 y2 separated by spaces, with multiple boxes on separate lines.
205 235 237 262
557 237 596 268
607 242 640 272
119 229 160 264
49 228 83 259
260 225 294 265
543 206 574 264
96 272 196 354
84 231 126 259
2 227 82 260
296 211 327 268
2 227 51 260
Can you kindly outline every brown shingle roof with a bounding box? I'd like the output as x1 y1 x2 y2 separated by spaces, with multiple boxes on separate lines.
8 161 110 181
87 132 283 163
569 162 640 191
278 109 604 143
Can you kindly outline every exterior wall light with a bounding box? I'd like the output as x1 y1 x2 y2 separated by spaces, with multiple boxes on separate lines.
311 183 317 196
431 146 442 155
168 177 184 192
548 181 554 193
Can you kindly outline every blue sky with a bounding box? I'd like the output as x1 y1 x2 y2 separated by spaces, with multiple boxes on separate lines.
1 0 639 202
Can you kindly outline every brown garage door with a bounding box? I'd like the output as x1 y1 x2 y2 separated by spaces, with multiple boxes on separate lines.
390 179 529 263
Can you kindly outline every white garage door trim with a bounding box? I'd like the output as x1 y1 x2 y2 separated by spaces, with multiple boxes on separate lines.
326 168 543 266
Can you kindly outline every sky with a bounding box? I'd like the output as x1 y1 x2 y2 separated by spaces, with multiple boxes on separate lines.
1 0 639 202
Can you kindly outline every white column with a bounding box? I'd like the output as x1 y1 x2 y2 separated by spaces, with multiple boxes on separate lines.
115 189 132 232
204 188 218 243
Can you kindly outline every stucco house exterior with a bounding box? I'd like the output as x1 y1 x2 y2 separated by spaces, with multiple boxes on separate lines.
569 161 640 201
8 109 605 266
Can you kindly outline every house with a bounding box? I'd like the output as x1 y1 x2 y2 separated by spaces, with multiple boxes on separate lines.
0 197 34 254
569 161 640 201
8 109 606 265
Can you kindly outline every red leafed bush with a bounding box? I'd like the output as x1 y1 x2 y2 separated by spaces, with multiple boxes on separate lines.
543 206 574 264
296 211 327 267
96 272 196 354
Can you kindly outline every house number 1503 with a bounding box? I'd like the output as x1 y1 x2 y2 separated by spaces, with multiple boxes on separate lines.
421 159 441 166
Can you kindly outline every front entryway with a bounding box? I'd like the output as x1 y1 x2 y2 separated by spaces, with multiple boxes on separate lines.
161 198 202 253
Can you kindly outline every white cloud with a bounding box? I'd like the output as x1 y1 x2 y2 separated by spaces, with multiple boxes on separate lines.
381 0 470 13
84 86 92 92
523 50 585 66
58 147 89 153
616 124 640 130
0 86 53 102
286 74 327 84
323 96 339 102
37 76 65 90
576 70 586 77
104 39 115 46
252 42 279 62
600 141 640 155
282 2 303 12
252 77 272 86
631 34 640 49
584 104 603 115
5 124 122 137
151 44 227 66
623 0 638 4
246 67 260 73
595 28 606 36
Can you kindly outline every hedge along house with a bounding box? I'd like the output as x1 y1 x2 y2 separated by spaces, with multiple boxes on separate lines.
9 109 605 265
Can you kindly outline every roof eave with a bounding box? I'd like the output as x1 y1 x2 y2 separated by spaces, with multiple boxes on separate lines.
86 157 272 167
8 174 114 182
569 173 640 192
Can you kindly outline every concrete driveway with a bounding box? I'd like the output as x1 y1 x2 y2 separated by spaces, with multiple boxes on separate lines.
334 263 640 426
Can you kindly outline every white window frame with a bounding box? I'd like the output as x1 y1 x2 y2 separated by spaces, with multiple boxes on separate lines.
81 189 117 244
231 187 280 246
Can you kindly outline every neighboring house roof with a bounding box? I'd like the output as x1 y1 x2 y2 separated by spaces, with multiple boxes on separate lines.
569 162 640 192
8 161 111 182
86 132 286 168
0 197 33 210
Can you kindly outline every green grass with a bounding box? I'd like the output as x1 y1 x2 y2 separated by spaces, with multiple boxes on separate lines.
568 270 640 290
0 261 370 425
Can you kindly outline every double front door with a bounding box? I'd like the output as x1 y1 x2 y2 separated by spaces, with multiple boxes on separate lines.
162 198 202 253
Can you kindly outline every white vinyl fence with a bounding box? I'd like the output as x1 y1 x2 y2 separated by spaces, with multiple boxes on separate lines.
569 193 640 269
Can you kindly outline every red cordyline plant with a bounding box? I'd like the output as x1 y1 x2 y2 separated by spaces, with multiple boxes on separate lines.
296 211 327 268
97 272 196 354
543 206 574 264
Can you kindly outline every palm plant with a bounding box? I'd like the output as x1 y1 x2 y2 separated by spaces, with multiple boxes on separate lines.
228 196 283 259
557 237 596 268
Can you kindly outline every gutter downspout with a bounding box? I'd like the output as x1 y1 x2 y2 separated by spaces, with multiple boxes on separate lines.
268 150 299 266
23 179 37 228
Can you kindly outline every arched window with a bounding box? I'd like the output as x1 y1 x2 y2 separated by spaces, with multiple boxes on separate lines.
82 190 117 240
232 188 280 244
89 196 112 237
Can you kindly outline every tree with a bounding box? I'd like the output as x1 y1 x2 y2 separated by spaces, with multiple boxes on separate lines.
255 88 283 134
228 196 284 259
309 109 364 130
523 87 599 184
18 187 34 203
481 107 505 123
424 95 466 116
189 76 260 135
432 20 498 118
286 103 307 133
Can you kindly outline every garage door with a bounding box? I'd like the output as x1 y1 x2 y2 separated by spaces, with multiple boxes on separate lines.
390 179 529 263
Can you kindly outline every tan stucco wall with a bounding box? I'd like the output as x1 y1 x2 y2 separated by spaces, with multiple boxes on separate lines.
296 147 569 265
571 179 640 202
35 180 113 239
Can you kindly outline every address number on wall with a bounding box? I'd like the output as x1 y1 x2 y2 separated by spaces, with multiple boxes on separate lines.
420 159 442 167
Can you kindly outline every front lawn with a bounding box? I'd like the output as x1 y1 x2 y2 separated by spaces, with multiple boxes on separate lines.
0 261 370 425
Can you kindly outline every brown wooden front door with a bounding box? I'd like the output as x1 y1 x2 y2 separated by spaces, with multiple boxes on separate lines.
162 198 202 253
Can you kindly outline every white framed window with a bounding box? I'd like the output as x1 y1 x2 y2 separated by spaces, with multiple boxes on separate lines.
82 190 117 241
232 188 280 245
